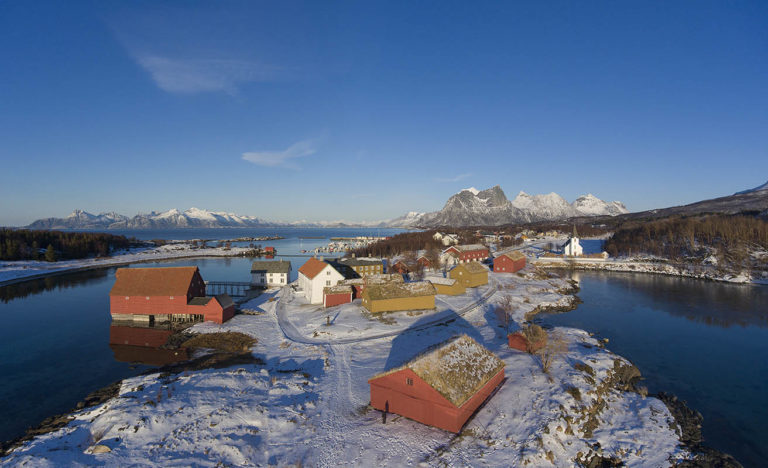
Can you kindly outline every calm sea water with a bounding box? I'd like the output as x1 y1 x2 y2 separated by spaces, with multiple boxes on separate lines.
539 271 768 467
0 227 404 443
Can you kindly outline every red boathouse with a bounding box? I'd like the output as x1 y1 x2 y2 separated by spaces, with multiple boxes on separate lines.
109 266 234 324
494 251 526 273
368 335 505 433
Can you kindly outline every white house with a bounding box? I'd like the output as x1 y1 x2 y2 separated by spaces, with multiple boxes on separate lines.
298 257 345 304
563 237 583 257
250 260 292 287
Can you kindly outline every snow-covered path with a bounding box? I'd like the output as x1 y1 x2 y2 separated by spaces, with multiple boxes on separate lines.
275 280 499 345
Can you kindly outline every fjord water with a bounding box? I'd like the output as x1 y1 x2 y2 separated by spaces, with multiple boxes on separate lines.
540 271 768 467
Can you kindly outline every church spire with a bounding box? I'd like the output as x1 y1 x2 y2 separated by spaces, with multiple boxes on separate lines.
572 224 578 238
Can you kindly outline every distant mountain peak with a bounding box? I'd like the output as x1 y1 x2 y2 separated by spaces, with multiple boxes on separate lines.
391 186 629 227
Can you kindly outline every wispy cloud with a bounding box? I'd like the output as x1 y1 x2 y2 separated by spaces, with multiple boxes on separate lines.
242 140 317 169
136 55 280 94
435 173 472 183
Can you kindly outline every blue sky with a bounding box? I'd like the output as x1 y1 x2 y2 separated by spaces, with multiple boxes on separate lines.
1 1 766 226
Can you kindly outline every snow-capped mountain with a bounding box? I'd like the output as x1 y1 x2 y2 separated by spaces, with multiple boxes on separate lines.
571 194 628 216
27 208 273 230
390 186 629 227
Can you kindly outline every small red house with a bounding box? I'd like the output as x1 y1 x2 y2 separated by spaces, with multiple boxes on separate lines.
494 251 526 273
443 244 489 264
369 335 505 433
323 285 353 307
110 266 234 324
390 260 410 274
264 246 275 254
417 256 432 269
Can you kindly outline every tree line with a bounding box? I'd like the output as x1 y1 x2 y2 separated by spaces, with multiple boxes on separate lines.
603 215 768 265
0 229 136 261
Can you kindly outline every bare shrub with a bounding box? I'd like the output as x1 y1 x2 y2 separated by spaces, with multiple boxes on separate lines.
536 330 568 373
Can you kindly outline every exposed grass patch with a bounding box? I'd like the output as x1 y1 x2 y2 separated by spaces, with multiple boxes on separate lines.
180 332 256 353
564 385 582 401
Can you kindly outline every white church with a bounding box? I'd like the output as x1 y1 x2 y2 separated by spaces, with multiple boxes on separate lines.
562 226 583 257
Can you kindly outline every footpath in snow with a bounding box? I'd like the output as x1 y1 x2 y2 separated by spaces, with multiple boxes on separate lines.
1 269 690 467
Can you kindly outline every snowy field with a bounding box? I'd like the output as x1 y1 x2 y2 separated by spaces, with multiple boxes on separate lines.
1 269 689 467
0 244 252 285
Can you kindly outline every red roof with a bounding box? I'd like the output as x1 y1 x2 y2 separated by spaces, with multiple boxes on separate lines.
110 267 201 296
298 257 329 279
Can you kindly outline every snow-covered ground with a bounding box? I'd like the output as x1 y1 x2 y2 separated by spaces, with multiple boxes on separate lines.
1 269 690 467
0 244 253 285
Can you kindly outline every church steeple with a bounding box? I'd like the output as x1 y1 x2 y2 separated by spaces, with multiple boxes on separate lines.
572 224 578 238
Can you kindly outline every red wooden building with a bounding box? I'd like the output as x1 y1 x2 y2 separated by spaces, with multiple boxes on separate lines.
417 256 432 269
368 335 505 433
390 260 410 274
109 266 234 324
323 285 353 307
494 251 526 273
443 244 489 264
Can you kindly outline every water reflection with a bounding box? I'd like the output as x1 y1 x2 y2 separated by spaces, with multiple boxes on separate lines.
0 269 110 304
109 324 189 366
567 270 768 328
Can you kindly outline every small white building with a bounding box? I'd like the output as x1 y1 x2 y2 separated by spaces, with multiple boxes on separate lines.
250 260 292 287
298 257 345 304
563 237 583 257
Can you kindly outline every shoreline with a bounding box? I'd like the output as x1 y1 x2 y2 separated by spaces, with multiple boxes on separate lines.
0 247 256 288
534 258 768 285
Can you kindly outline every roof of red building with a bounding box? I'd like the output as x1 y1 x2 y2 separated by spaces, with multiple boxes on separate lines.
298 257 330 279
110 267 201 297
500 251 525 261
370 335 504 408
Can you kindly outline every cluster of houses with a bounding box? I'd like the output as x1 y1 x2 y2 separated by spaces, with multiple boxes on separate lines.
106 242 535 434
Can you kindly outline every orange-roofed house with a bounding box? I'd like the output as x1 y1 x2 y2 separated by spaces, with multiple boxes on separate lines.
368 335 505 433
494 251 526 273
109 266 234 324
298 257 345 304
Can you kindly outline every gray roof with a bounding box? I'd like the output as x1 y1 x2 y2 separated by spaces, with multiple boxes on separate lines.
188 297 212 306
251 260 292 274
338 257 383 267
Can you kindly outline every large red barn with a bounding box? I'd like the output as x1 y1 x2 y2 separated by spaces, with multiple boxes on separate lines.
109 266 234 324
369 335 505 433
494 251 526 273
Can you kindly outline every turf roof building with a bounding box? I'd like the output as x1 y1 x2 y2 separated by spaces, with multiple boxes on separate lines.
361 281 436 313
425 275 466 296
494 251 526 273
368 335 505 433
449 261 489 288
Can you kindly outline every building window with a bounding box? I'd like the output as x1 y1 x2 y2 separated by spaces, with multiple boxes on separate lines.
327 271 331 275
170 296 174 300
146 296 150 300
125 296 129 300
406 378 414 386
326 280 331 286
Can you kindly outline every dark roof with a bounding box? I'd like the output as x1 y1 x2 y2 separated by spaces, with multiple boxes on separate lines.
110 267 200 296
250 260 292 274
364 281 436 300
338 257 383 267
188 297 212 306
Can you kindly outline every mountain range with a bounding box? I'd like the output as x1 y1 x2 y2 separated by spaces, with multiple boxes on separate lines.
396 186 628 227
24 187 627 230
